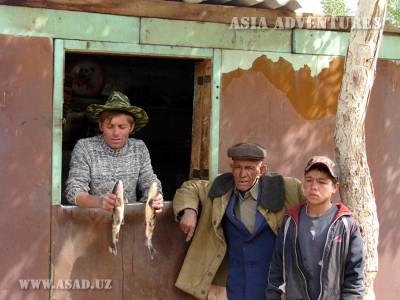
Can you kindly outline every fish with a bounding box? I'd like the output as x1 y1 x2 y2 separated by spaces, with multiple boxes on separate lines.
145 182 158 259
109 179 125 256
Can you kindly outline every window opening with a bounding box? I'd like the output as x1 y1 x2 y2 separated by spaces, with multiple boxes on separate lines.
62 53 199 205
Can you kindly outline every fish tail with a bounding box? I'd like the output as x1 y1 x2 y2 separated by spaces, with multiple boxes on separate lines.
149 245 155 260
109 242 118 256
145 238 156 259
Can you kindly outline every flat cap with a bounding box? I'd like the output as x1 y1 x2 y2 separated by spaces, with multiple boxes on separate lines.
227 142 267 160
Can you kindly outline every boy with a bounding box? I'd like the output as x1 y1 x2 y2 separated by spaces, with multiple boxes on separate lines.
266 156 365 299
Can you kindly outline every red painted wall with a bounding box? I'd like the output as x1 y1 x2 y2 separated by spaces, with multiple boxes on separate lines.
0 35 53 299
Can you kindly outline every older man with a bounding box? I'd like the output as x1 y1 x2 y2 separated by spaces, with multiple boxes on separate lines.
173 142 307 299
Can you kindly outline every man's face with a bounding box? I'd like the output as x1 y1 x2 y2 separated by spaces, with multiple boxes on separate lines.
99 114 134 149
230 159 267 192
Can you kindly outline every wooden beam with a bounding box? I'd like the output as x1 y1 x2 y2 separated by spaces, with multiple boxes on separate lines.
0 0 295 23
1 0 399 34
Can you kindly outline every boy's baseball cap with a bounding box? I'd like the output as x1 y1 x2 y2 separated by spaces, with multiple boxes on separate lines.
305 156 340 179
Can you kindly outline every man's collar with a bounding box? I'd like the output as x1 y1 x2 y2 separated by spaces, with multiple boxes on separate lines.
208 172 285 212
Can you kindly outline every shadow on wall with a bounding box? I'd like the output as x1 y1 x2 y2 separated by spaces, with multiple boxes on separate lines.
366 60 400 259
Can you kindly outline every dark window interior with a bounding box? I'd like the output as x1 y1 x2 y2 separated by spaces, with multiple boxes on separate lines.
62 53 198 204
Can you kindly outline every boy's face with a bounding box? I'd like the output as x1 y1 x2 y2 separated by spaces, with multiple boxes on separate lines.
230 159 267 192
304 169 339 206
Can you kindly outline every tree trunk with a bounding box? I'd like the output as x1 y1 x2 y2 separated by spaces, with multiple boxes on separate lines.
334 1 387 299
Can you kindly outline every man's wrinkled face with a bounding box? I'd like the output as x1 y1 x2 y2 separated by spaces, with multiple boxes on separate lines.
230 159 267 192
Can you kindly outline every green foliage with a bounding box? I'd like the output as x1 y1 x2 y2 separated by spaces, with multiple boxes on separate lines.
387 0 400 26
321 0 350 16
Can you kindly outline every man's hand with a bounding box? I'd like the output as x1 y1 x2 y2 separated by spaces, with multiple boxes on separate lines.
179 209 197 242
151 193 164 214
101 192 117 211
76 192 116 211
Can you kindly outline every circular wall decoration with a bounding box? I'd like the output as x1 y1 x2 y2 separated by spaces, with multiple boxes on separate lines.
67 59 106 96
